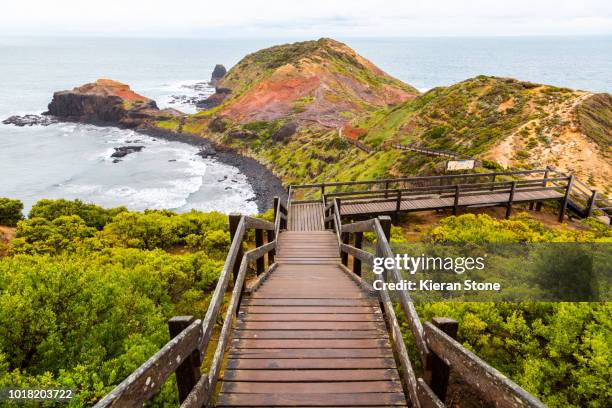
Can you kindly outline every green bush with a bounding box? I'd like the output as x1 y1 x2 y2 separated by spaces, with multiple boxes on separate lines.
29 199 126 230
0 198 24 227
11 216 96 255
0 199 235 407
413 213 612 407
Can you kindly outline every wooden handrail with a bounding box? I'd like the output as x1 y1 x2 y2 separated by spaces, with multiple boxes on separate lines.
324 176 570 198
203 243 275 406
95 212 280 408
94 319 203 408
335 214 546 407
290 168 552 190
424 323 546 407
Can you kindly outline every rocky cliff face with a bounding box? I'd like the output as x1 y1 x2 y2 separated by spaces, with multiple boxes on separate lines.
46 79 181 128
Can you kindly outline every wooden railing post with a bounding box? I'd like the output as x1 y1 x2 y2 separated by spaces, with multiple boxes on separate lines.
267 229 275 264
341 232 349 266
321 182 326 196
453 185 460 215
395 189 402 222
168 316 201 404
586 190 597 217
273 196 279 222
543 168 550 187
559 175 574 222
385 181 390 198
354 231 363 276
229 213 243 284
378 215 392 242
429 317 458 402
506 181 517 219
255 229 264 275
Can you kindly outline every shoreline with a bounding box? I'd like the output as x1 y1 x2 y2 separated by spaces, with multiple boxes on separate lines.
134 127 287 213
3 112 287 213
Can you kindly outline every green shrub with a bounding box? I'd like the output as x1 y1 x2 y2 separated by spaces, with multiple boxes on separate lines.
0 198 24 227
29 199 126 230
11 216 96 255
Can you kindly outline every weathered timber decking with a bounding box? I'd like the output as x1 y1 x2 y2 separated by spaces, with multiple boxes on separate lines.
340 188 564 216
288 202 325 231
217 230 408 407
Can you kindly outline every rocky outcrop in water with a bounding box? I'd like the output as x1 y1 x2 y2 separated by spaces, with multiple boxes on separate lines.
45 79 182 128
210 64 227 87
2 114 58 127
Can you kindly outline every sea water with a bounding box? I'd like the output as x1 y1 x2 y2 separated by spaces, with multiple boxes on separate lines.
0 36 610 214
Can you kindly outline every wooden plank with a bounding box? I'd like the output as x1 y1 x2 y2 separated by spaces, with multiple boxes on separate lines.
233 330 384 339
241 314 382 322
250 293 368 299
216 392 407 406
232 339 390 349
221 381 403 394
225 357 397 369
223 369 401 382
236 321 382 330
243 306 377 314
241 298 377 306
228 348 393 359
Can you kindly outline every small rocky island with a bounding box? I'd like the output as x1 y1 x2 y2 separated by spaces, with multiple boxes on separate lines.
46 79 183 128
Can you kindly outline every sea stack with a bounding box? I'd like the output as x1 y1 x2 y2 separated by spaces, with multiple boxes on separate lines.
210 64 227 87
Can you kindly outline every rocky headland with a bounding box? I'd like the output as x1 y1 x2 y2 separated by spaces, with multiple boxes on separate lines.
45 79 183 128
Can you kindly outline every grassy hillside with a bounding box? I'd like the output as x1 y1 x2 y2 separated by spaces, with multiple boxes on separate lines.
353 76 611 191
153 42 611 193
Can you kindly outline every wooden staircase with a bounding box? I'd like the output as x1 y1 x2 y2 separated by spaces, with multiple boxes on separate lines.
217 208 408 406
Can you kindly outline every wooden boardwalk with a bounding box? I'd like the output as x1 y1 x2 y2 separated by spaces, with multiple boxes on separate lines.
288 202 325 231
217 230 408 407
340 188 564 217
95 185 548 408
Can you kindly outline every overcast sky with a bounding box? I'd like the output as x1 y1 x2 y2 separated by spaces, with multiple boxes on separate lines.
2 0 611 37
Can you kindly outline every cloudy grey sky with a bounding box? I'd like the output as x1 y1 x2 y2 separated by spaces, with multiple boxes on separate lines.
2 0 611 37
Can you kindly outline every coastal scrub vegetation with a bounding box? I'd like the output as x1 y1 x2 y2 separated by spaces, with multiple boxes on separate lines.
403 213 612 408
0 197 24 227
0 199 232 407
0 199 610 407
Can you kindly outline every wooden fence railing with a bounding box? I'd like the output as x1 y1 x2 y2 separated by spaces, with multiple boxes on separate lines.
291 167 611 223
390 143 462 159
289 168 559 199
324 200 546 408
94 199 288 408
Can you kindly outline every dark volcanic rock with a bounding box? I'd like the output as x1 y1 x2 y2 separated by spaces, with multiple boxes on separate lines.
210 64 227 87
2 114 58 127
272 122 298 142
196 87 232 110
197 145 217 158
46 79 182 128
197 92 228 110
111 145 145 159
208 116 230 133
227 129 258 139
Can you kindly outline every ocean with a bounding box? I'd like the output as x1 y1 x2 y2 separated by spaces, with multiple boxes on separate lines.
1 36 610 214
